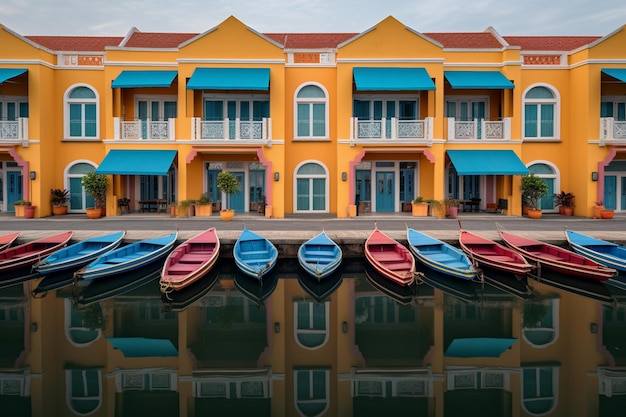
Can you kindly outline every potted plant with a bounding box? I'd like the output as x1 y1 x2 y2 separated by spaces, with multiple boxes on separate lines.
553 191 575 216
194 193 213 217
593 201 605 219
81 172 108 219
177 199 196 217
216 171 240 221
411 196 429 217
521 174 549 219
12 199 31 217
443 198 459 219
51 188 70 215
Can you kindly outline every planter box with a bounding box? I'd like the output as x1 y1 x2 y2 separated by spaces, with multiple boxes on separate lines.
14 205 25 217
194 204 213 217
411 203 429 217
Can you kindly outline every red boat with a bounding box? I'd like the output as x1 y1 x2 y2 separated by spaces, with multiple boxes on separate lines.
365 226 415 286
0 231 73 273
160 228 220 293
498 229 617 281
0 232 19 251
459 229 534 275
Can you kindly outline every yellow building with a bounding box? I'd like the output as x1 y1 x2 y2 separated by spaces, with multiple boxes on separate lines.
1 16 626 218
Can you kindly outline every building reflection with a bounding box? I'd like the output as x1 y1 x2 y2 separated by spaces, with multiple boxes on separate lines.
4 257 626 415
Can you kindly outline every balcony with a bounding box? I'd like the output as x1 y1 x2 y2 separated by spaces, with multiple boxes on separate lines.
0 118 28 144
600 117 626 144
349 117 433 145
191 117 271 142
447 118 511 141
113 118 175 141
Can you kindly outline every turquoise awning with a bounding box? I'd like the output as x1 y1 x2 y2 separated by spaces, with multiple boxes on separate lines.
96 150 177 175
108 337 178 357
111 70 178 88
353 67 435 91
0 68 27 84
445 337 518 358
444 71 514 89
447 150 528 175
602 68 626 83
187 68 270 90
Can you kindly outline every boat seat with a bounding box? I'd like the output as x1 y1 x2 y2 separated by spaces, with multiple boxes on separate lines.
373 252 405 262
428 252 458 263
77 250 95 255
384 261 413 271
302 250 335 257
488 255 517 262
178 254 206 263
239 250 270 257
166 264 196 273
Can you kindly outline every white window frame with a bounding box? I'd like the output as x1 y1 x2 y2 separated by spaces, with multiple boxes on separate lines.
293 160 329 213
293 82 329 140
64 84 100 140
522 83 560 140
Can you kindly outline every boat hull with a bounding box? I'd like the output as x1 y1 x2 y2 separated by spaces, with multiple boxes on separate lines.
0 231 73 274
407 228 475 281
459 230 534 276
365 228 415 286
297 231 342 280
233 228 278 280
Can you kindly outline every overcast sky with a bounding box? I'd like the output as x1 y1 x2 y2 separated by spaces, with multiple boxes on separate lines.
1 0 625 37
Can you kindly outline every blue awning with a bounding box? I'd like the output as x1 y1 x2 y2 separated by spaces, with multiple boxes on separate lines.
447 150 528 175
111 70 178 88
353 67 435 91
602 68 626 83
0 68 28 84
444 71 514 89
96 150 177 175
108 337 178 357
187 68 270 90
445 337 518 358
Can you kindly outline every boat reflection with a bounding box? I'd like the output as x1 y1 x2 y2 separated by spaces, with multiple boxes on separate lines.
3 253 626 416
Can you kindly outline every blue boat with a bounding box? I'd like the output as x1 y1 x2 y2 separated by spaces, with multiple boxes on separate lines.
74 232 178 282
406 228 476 281
565 229 626 272
297 231 342 280
233 227 278 281
34 231 126 274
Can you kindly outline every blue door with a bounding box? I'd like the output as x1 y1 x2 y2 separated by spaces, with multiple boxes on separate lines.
604 175 617 210
540 178 555 210
376 172 395 212
6 171 22 212
229 172 245 212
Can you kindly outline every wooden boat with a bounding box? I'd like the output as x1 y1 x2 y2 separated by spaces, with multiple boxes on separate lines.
297 231 342 280
233 227 278 281
498 229 617 281
0 232 19 251
0 231 73 273
364 226 415 286
458 229 534 275
160 228 220 293
33 231 126 274
406 228 476 281
565 229 626 273
74 232 178 282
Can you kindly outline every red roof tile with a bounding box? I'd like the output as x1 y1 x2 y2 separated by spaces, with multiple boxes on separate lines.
423 32 504 49
504 36 601 51
264 33 357 48
124 32 198 48
26 36 123 51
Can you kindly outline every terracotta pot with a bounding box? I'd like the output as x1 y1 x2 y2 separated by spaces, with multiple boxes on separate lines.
527 208 542 219
52 206 68 215
560 206 573 216
220 209 235 221
24 205 36 219
86 207 102 219
592 205 604 219
600 209 614 219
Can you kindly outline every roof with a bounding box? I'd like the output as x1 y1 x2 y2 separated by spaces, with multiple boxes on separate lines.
504 36 601 51
22 31 603 52
25 36 123 51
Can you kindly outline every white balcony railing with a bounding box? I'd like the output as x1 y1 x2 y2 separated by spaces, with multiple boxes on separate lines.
349 117 433 144
0 118 28 143
447 118 511 140
600 117 626 144
113 118 175 141
191 117 271 141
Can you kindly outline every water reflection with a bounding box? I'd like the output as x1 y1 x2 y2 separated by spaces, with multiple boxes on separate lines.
2 254 626 416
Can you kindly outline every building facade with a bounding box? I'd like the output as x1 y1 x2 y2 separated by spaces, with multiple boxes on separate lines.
1 16 626 218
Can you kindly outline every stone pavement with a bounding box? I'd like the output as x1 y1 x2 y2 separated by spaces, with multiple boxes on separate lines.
1 211 625 245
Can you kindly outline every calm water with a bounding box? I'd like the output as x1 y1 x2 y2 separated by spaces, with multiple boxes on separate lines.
2 253 626 417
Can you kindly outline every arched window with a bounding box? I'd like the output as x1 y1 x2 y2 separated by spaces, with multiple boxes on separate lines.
294 301 329 349
295 84 328 139
294 369 329 417
65 85 98 139
523 86 558 139
65 368 102 415
295 162 328 212
522 366 558 415
522 298 559 347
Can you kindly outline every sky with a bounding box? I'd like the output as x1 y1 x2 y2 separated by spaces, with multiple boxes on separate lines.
1 0 626 37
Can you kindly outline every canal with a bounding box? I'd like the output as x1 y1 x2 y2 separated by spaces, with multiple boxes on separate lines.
2 254 626 416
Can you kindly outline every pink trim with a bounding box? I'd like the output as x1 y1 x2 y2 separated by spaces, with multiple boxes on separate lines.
6 148 29 203
423 149 435 163
597 147 626 204
186 149 198 164
255 148 273 206
348 149 366 205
